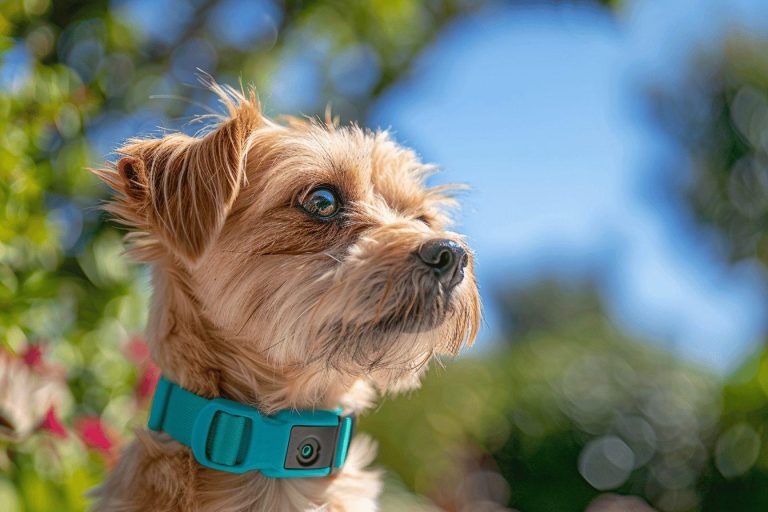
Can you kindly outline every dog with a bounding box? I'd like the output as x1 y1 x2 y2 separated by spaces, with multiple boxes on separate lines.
91 81 480 511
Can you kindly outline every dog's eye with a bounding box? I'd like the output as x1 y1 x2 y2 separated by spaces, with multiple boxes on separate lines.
301 188 340 219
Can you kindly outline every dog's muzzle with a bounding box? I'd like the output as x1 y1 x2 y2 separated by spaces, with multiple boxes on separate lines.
148 376 354 477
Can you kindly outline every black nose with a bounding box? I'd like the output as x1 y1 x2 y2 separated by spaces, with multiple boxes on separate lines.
417 239 468 290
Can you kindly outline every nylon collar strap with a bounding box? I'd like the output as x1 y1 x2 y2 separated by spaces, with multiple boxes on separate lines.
148 376 354 477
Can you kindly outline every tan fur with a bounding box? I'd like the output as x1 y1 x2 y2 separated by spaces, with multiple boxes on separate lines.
91 82 480 511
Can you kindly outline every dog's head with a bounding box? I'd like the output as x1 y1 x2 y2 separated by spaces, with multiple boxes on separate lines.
98 84 480 403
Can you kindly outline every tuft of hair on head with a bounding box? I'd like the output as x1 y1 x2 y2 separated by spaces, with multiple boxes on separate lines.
93 79 264 265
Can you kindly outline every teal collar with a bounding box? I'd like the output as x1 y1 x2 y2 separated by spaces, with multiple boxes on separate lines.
148 376 354 478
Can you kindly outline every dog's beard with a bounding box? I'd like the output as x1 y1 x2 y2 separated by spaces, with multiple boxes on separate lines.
251 255 478 379
315 289 465 370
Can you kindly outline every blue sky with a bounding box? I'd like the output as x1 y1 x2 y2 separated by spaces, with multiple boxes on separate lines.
369 0 768 372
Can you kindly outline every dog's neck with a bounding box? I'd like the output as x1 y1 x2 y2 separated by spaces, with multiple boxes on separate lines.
145 264 374 415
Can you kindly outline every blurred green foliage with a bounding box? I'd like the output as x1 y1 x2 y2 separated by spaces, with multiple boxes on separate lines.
643 28 768 511
2 1 768 512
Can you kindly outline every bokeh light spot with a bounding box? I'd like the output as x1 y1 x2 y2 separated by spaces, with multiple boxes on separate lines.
579 436 635 490
715 422 761 478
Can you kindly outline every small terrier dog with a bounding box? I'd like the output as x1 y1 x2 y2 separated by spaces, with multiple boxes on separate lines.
92 82 480 511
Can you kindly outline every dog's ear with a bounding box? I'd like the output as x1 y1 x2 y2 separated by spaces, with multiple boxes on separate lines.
98 88 262 265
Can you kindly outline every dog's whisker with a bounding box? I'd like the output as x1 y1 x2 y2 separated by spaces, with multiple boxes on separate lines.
323 252 343 264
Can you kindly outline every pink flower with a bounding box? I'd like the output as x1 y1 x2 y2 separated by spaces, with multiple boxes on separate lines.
0 351 70 442
21 344 44 370
123 335 161 405
39 406 67 439
75 416 116 462
136 362 161 402
17 342 66 380
124 336 151 364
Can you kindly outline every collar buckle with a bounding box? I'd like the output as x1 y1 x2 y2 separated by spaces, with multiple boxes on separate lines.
191 398 259 473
